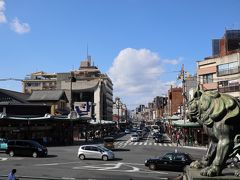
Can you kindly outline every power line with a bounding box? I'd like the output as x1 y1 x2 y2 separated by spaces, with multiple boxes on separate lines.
0 78 23 81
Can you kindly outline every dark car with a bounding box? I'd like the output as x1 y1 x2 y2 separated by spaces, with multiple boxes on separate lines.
6 140 48 158
152 132 161 139
154 134 164 143
145 152 193 171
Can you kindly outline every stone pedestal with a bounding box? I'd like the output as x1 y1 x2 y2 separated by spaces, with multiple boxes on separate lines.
184 166 239 180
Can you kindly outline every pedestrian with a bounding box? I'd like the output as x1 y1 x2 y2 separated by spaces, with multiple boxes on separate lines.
7 169 18 180
176 133 181 146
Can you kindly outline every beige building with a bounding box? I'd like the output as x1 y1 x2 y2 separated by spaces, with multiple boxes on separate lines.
197 30 240 98
22 56 113 120
22 71 57 94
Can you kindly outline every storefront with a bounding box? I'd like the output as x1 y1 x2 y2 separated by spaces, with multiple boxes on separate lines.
0 114 90 146
172 120 208 146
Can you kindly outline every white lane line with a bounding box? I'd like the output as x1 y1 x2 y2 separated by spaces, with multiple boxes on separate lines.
35 161 81 166
164 143 167 146
139 142 142 145
134 142 138 145
144 142 147 145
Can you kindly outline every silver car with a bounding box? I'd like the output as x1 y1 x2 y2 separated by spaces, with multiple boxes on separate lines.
77 145 115 161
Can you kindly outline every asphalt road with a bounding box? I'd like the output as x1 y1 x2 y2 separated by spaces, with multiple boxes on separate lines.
0 132 206 180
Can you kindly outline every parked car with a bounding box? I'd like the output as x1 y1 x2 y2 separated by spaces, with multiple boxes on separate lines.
0 138 8 151
6 140 48 158
145 152 193 171
77 145 115 161
130 133 139 142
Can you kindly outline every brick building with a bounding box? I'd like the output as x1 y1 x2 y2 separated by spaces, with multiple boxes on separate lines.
168 87 183 116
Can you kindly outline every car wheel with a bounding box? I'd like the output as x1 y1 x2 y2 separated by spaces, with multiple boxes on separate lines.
9 150 14 157
32 152 38 158
149 163 156 170
102 155 108 161
79 154 85 160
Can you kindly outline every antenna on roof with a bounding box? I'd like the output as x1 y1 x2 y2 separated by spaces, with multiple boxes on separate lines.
87 44 89 57
86 44 91 66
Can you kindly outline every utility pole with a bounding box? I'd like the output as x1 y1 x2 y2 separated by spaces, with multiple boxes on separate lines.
178 64 187 123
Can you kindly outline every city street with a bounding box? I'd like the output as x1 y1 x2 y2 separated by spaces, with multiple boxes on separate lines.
0 133 206 180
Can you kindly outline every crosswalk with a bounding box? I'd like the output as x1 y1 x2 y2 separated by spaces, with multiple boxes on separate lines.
115 141 174 147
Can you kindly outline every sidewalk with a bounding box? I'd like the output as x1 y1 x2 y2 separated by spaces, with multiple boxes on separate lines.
164 133 207 150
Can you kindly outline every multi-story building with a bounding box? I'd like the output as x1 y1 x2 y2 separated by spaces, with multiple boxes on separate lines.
22 56 113 121
168 87 183 116
185 75 198 101
197 30 240 98
22 72 57 94
113 97 126 122
152 96 167 120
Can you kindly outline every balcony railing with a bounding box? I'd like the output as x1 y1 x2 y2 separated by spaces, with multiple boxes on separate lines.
217 66 240 76
218 85 240 93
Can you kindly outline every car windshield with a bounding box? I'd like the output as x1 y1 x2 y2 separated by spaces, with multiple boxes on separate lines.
132 134 138 137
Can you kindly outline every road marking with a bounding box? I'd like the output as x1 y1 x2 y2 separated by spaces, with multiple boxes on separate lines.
73 162 168 174
119 139 131 148
139 142 142 145
0 157 8 161
35 161 81 166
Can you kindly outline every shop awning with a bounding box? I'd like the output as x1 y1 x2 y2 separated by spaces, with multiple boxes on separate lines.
172 120 201 127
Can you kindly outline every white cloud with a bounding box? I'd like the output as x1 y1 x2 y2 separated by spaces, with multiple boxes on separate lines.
163 58 182 65
108 48 170 107
0 0 7 23
10 17 31 34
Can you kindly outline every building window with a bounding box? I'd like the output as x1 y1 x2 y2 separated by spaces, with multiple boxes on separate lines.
217 61 240 76
202 74 213 84
26 82 40 87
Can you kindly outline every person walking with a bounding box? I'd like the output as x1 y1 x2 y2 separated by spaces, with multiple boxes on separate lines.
7 169 18 180
176 133 181 146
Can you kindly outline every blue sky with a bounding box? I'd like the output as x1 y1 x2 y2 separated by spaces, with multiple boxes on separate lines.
0 0 240 108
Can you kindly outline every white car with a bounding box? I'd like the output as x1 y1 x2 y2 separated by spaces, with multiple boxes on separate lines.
131 134 139 142
77 145 115 161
